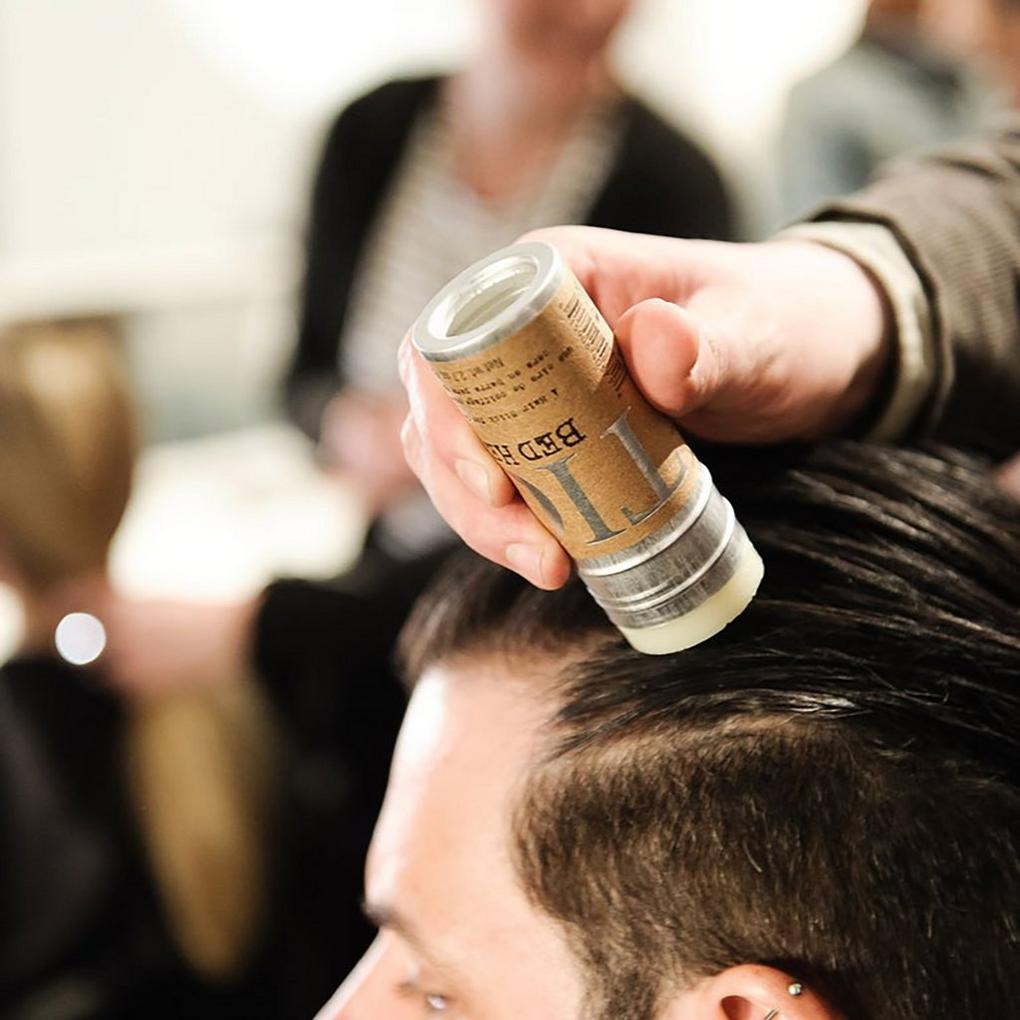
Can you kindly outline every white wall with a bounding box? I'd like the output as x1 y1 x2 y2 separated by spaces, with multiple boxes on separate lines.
0 0 863 263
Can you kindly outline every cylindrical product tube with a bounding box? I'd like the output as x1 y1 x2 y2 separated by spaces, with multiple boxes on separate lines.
411 240 763 654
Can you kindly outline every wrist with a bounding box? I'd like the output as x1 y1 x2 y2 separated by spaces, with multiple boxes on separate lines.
763 238 893 438
820 251 896 436
776 222 936 441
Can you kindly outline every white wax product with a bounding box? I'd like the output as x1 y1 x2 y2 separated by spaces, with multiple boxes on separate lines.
54 612 107 666
619 546 765 655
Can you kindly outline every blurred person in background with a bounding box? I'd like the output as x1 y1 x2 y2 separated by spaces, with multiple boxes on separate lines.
287 0 733 578
959 0 1020 107
0 321 279 1019
988 1 1020 107
921 0 1020 108
776 0 999 223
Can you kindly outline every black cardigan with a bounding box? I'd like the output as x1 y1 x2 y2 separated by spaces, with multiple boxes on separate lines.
286 76 734 437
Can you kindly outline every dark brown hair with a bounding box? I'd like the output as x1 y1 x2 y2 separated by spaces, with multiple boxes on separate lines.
401 444 1020 1020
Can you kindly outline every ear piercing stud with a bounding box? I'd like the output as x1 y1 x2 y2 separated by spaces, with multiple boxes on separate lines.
762 981 805 1019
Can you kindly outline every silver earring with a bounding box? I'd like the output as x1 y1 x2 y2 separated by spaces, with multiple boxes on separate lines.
763 981 805 1019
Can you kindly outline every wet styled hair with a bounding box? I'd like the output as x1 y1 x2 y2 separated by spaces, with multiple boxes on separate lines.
400 443 1020 1020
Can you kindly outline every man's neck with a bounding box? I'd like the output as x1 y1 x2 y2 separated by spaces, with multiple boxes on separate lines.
459 40 613 126
444 45 616 201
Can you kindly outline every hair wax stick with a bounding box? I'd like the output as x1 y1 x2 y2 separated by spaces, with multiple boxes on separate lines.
411 240 763 654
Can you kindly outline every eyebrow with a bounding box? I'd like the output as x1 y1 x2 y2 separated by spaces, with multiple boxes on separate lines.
362 899 451 970
362 899 415 940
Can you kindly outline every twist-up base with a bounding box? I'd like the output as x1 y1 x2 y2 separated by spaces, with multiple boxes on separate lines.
618 544 764 655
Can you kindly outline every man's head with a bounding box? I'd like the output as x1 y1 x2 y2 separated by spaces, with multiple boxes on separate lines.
323 444 1020 1020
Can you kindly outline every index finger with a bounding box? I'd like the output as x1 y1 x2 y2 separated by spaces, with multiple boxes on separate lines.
398 334 571 587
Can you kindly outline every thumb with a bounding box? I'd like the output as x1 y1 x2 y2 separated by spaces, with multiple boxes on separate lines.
614 298 722 420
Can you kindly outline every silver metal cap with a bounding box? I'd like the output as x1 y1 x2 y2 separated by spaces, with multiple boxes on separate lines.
412 241 562 362
579 461 756 633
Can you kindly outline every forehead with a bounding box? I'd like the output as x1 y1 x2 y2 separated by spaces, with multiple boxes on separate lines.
366 656 574 984
369 655 548 909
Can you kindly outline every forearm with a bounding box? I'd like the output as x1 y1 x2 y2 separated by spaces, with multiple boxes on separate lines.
805 128 1020 457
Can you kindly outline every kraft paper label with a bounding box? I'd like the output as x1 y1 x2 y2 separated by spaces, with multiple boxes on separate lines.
429 272 699 562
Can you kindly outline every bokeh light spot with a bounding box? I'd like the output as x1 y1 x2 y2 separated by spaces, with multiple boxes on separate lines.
54 612 107 666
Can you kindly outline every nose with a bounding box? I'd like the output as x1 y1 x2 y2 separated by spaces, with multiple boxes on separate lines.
315 934 409 1020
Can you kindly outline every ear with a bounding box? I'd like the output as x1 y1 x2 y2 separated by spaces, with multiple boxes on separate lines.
660 964 843 1020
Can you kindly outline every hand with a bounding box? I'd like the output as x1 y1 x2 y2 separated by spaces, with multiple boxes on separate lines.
99 595 258 701
320 388 420 516
399 225 891 588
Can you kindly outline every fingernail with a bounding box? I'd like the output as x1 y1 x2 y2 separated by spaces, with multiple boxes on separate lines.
506 543 546 586
455 458 494 505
